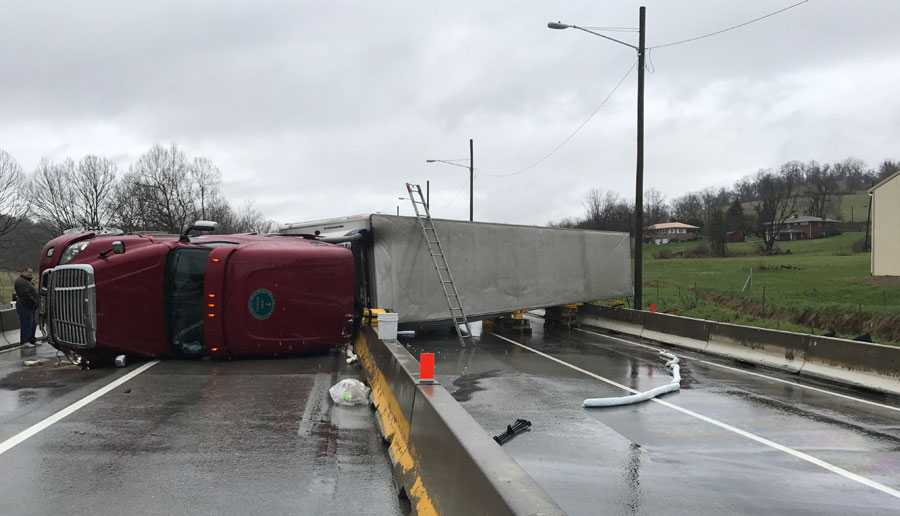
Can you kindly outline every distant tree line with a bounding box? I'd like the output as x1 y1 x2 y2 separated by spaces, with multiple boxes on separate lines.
0 144 276 268
553 157 899 256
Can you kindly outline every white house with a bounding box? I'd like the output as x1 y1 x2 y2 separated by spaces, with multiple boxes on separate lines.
869 171 900 276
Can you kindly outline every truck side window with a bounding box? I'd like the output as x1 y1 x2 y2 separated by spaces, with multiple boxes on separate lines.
166 248 212 355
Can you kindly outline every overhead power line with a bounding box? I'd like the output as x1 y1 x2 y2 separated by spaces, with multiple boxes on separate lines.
582 26 639 33
480 59 637 178
460 3 808 182
650 0 810 50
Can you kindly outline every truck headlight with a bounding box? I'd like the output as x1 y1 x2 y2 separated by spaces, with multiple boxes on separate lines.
59 241 89 264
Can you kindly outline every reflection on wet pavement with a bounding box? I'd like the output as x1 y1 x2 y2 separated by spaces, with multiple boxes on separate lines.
0 349 402 516
403 317 900 515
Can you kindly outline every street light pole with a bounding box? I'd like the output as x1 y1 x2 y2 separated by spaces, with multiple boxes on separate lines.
634 6 646 311
548 6 646 310
426 141 475 221
469 138 474 222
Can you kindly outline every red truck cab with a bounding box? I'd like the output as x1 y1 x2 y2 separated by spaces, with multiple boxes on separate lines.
38 226 354 362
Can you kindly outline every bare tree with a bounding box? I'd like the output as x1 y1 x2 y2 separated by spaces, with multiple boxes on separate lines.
644 188 669 226
30 155 120 233
877 159 899 182
582 188 608 226
707 208 727 257
0 149 29 242
112 145 239 234
109 173 152 233
804 161 837 219
205 198 238 232
190 157 222 221
733 177 756 202
28 158 81 234
233 202 277 234
725 197 747 234
672 193 704 227
831 158 873 192
123 144 195 233
581 188 633 232
73 155 117 228
754 166 800 254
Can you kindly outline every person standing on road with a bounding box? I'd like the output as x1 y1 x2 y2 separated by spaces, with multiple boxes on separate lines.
14 268 39 348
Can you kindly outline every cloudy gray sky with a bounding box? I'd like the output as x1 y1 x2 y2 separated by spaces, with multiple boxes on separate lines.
2 1 899 225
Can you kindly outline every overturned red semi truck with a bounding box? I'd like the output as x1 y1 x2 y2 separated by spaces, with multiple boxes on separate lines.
38 215 633 362
38 222 354 362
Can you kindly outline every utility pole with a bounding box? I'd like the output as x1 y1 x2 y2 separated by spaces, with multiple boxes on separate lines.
426 180 430 212
634 6 646 311
548 6 647 310
469 138 474 222
425 142 474 221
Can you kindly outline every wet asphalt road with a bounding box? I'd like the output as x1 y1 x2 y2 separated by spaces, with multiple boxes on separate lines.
405 317 900 516
0 345 401 516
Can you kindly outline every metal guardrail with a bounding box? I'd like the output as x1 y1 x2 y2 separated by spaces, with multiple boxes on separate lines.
579 305 900 397
356 327 565 516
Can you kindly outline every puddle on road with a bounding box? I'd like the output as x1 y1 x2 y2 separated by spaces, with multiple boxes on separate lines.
450 369 503 402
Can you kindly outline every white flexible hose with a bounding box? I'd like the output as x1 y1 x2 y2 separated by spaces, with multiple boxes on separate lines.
583 351 681 408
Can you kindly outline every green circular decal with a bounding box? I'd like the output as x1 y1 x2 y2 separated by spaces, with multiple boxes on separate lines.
248 289 275 320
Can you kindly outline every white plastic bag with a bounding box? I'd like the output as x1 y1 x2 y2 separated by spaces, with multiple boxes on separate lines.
329 378 371 406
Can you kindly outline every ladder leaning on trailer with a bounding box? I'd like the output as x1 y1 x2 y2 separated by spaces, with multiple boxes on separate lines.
404 183 473 345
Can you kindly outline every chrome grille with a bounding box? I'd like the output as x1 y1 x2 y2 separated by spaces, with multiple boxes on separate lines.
47 265 97 349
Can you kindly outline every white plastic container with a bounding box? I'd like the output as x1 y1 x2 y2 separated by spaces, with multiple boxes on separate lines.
376 312 399 341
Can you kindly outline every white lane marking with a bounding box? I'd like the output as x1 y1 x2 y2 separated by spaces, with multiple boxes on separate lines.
490 332 900 501
0 360 159 456
574 327 900 415
297 372 330 436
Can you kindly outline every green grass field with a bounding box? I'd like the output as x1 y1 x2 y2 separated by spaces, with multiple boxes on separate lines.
0 271 16 306
638 232 900 343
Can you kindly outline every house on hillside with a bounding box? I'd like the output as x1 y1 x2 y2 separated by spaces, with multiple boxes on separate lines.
726 230 746 243
645 222 700 245
869 171 900 276
766 215 840 241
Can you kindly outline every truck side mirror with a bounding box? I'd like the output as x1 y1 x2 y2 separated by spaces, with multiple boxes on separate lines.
111 241 126 254
180 220 219 242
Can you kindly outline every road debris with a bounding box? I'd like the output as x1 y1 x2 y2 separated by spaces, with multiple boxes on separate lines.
345 345 358 365
493 418 532 445
329 378 370 406
583 351 681 408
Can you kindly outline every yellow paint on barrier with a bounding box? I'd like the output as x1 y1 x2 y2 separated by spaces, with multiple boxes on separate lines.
355 333 438 516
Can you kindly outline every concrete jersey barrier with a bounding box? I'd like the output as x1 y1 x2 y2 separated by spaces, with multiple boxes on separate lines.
0 308 20 349
356 327 565 516
579 305 900 397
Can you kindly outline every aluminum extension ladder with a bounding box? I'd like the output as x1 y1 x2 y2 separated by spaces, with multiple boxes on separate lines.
404 183 473 344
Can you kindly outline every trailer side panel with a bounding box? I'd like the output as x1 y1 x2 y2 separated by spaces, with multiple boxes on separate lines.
369 215 632 323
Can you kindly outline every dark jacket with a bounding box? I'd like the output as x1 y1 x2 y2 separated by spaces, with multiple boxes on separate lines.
14 276 38 310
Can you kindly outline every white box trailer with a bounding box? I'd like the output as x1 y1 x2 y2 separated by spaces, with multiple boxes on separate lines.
279 214 632 325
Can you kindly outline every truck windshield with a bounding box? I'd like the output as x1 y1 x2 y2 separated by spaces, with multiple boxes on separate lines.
166 248 211 355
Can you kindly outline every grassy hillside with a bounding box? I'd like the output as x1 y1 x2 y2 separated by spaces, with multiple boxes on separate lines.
834 192 870 223
637 232 900 344
738 191 870 224
0 271 16 306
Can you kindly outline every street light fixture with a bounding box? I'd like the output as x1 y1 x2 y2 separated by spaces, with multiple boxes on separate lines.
548 7 646 311
397 196 410 216
426 138 474 222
